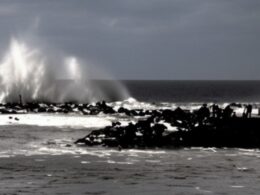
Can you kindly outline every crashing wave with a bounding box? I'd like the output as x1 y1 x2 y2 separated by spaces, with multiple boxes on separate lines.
0 38 129 103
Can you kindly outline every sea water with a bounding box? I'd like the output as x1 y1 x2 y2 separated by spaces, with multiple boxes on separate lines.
0 80 260 194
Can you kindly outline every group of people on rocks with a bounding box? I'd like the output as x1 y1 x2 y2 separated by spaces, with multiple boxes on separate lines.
197 103 254 120
75 102 258 148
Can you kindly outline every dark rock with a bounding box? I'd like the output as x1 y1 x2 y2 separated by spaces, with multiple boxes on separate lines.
75 103 260 149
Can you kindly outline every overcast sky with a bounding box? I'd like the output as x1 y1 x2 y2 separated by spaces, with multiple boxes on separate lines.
0 0 259 80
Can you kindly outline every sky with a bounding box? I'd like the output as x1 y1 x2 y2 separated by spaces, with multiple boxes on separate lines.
0 0 259 80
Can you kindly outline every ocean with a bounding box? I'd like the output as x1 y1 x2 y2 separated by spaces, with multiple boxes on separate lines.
123 80 260 103
0 80 260 195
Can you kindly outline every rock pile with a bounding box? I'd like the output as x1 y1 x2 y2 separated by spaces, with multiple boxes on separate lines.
75 104 260 148
0 101 116 115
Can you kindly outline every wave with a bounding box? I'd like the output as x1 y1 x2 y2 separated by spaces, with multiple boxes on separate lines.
0 38 129 103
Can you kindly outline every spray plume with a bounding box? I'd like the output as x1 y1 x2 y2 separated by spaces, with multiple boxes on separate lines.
0 37 129 103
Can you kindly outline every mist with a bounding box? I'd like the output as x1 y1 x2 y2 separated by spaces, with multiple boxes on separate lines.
0 36 130 103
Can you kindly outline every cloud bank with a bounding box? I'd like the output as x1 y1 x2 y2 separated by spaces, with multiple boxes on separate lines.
0 0 259 79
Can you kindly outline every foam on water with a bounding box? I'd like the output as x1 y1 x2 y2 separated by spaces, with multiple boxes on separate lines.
110 97 161 111
0 114 113 128
0 92 259 159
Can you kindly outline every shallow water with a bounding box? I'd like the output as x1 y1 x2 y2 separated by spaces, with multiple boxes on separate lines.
1 148 260 194
0 119 260 194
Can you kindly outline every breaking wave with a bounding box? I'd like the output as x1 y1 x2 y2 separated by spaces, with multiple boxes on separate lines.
0 38 129 103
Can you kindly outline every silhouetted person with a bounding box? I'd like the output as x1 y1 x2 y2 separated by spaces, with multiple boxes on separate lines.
223 105 233 118
19 94 23 106
244 104 252 118
197 104 210 124
212 104 221 118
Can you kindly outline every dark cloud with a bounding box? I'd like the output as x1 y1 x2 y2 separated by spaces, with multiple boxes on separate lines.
0 0 259 79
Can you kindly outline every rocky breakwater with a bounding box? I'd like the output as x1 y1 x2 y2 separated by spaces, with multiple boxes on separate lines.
75 104 260 148
0 101 116 115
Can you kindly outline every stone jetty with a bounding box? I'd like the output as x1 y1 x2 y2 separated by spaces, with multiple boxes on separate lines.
75 103 260 149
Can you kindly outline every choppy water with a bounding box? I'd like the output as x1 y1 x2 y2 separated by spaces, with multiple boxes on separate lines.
0 113 260 194
1 80 260 194
1 143 260 194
